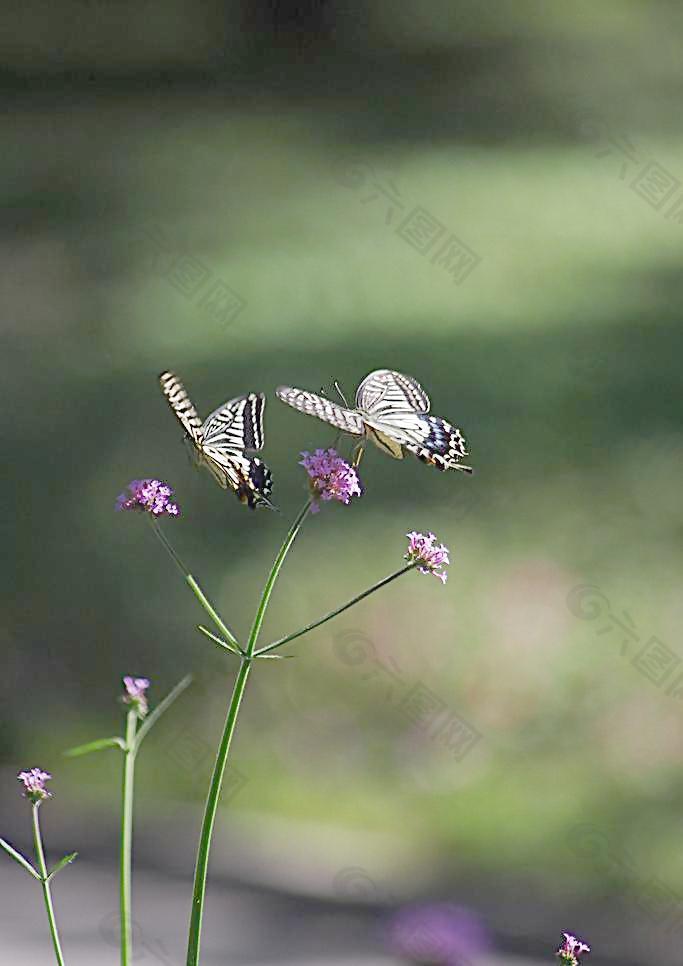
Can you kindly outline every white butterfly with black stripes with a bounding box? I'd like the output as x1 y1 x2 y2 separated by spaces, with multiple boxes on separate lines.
277 369 472 473
160 371 274 508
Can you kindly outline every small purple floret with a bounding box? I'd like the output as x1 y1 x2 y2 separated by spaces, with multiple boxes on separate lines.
557 932 591 965
405 531 450 584
122 676 150 717
18 768 52 804
116 479 180 517
299 449 362 512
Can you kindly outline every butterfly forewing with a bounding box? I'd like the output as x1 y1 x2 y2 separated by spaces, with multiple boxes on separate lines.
159 371 204 443
276 387 364 435
356 369 430 415
202 393 266 452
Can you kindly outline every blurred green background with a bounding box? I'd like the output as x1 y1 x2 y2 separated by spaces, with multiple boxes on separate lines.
3 1 683 961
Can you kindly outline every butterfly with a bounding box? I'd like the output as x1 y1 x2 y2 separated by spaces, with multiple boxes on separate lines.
276 369 472 473
159 371 274 508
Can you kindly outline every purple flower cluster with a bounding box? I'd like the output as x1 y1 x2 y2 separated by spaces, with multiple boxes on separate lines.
17 768 52 804
389 902 491 965
557 933 590 965
405 531 450 584
299 449 362 512
116 479 180 517
122 676 150 718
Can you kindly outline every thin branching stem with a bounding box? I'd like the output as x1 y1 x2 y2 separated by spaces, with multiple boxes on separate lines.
186 499 311 966
32 804 67 966
120 710 137 966
148 517 241 651
254 563 417 656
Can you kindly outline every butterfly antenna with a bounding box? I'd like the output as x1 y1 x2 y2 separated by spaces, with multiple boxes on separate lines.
333 380 350 408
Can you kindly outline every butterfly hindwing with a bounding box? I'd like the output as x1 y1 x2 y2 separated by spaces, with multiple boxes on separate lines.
159 372 273 508
245 456 273 508
404 415 472 473
201 445 273 508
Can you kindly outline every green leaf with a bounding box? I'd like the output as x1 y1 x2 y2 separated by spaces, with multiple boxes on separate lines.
48 852 78 880
134 674 193 750
64 736 125 757
256 653 294 659
0 838 41 880
196 624 244 656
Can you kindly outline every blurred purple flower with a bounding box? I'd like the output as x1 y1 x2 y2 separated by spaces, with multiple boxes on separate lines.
17 768 52 804
390 903 491 965
299 449 362 512
122 676 150 718
405 531 450 584
116 479 180 517
557 933 590 965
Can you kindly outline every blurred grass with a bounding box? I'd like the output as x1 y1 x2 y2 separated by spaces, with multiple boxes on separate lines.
3 3 683 918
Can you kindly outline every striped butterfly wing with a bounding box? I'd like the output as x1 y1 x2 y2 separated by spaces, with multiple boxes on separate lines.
159 373 274 507
159 370 204 445
357 369 472 473
356 368 430 415
201 446 274 508
202 392 266 452
355 369 435 457
276 387 365 435
202 394 274 509
403 415 472 473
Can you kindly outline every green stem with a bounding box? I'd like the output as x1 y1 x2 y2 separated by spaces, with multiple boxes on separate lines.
148 517 241 652
245 500 312 657
254 563 417 656
120 710 137 966
32 804 67 966
185 658 251 966
148 515 187 576
186 499 311 966
186 575 243 654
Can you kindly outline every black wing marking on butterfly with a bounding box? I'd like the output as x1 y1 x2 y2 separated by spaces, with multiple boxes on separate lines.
159 371 274 508
357 369 471 472
275 386 364 435
203 393 266 452
201 444 274 508
403 416 472 473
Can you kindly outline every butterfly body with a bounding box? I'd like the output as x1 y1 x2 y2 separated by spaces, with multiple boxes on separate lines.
277 368 472 473
159 371 274 508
